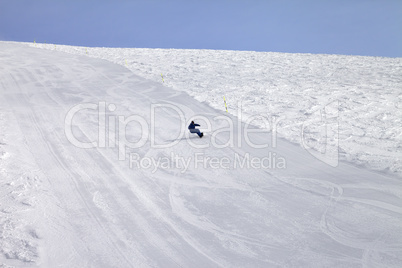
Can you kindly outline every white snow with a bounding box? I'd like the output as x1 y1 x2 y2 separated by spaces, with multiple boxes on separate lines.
29 42 402 176
0 41 401 267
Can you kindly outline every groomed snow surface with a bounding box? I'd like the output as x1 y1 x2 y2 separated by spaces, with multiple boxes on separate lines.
0 42 401 267
32 42 402 176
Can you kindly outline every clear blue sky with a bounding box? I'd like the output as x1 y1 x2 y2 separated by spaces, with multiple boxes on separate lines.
0 0 401 57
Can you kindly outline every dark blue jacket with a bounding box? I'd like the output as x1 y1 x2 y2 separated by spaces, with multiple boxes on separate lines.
188 122 200 129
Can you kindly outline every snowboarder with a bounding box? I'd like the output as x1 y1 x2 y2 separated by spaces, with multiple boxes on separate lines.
188 121 203 138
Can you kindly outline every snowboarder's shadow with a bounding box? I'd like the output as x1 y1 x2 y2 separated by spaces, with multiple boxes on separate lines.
165 136 201 143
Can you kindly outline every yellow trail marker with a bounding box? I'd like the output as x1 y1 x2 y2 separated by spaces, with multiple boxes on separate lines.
161 73 164 83
223 96 228 112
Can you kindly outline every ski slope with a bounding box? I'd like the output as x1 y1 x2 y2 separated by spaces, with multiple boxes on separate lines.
0 42 401 267
31 42 402 177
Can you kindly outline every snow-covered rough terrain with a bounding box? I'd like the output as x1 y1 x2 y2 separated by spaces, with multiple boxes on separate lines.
0 41 401 267
30 42 402 176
